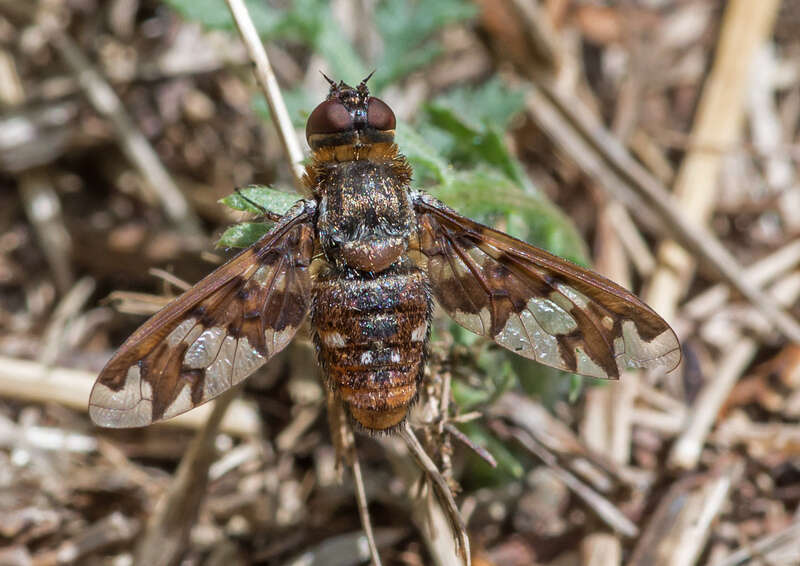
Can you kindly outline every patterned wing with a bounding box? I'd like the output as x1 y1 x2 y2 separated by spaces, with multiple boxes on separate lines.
410 193 680 379
89 201 316 427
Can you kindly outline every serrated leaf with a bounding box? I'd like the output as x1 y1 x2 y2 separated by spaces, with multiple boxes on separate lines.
217 222 271 248
432 78 526 131
220 185 301 215
423 79 529 187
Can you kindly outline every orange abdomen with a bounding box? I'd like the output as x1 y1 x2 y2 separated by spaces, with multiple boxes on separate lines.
312 264 431 431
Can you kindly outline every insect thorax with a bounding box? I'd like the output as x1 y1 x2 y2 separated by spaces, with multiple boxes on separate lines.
306 142 414 272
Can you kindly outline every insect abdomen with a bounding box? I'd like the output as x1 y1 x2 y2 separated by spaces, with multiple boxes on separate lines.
312 263 431 431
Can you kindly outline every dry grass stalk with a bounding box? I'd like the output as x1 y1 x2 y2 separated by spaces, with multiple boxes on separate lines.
397 423 471 566
710 520 800 566
0 355 260 436
18 171 74 294
683 239 800 321
645 0 781 321
224 0 309 195
526 79 800 343
582 532 622 566
671 271 800 469
134 386 241 566
589 200 635 465
627 460 744 566
668 337 758 470
509 0 798 342
326 391 383 566
38 276 96 366
493 420 638 538
603 201 656 278
493 393 633 490
44 27 204 239
35 512 140 565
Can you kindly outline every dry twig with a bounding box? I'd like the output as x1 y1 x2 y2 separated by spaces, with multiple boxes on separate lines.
326 391 383 566
39 276 96 365
668 338 758 470
710 521 800 566
43 26 204 239
527 79 800 344
582 533 622 566
0 355 260 437
134 387 241 566
670 271 800 469
645 0 782 322
397 423 471 566
34 512 140 565
225 0 309 195
18 171 74 293
627 460 744 566
683 239 800 321
493 421 638 538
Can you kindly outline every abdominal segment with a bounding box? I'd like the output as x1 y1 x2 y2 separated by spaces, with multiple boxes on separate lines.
312 263 431 431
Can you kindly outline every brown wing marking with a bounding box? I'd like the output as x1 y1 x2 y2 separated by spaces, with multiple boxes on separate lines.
89 201 315 427
410 193 680 379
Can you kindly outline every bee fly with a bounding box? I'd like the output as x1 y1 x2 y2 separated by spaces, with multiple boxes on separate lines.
89 76 680 432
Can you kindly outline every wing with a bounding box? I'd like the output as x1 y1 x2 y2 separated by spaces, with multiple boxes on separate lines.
89 200 316 428
409 193 680 379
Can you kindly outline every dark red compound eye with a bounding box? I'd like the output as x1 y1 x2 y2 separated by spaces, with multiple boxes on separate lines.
367 97 396 131
306 100 353 138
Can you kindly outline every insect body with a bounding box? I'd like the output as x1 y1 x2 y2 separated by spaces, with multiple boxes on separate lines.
89 77 680 432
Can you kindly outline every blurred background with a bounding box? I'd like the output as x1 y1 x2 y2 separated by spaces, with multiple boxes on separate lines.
1 0 800 565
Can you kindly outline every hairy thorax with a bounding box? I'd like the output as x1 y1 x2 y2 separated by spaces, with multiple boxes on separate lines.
306 143 414 272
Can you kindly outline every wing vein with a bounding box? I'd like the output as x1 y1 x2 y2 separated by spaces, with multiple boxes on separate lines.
440 233 484 333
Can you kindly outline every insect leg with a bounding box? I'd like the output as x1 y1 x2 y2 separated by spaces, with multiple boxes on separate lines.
234 188 284 223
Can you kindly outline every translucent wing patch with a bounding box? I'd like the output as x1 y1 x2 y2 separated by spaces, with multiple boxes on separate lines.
89 201 316 427
410 193 680 379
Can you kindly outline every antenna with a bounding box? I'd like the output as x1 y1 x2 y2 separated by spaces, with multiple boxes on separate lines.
320 71 337 89
359 70 376 86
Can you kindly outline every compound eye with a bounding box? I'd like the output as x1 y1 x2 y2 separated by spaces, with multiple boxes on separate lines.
306 100 353 139
367 97 395 131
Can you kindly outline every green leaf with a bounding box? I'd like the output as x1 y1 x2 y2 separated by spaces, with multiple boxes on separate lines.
432 77 526 131
220 185 301 215
373 0 478 89
451 380 491 412
217 222 271 248
512 356 578 408
451 346 516 412
314 23 370 83
458 421 525 486
218 186 301 247
425 80 528 188
568 373 586 403
165 0 282 35
395 121 452 186
428 168 589 265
